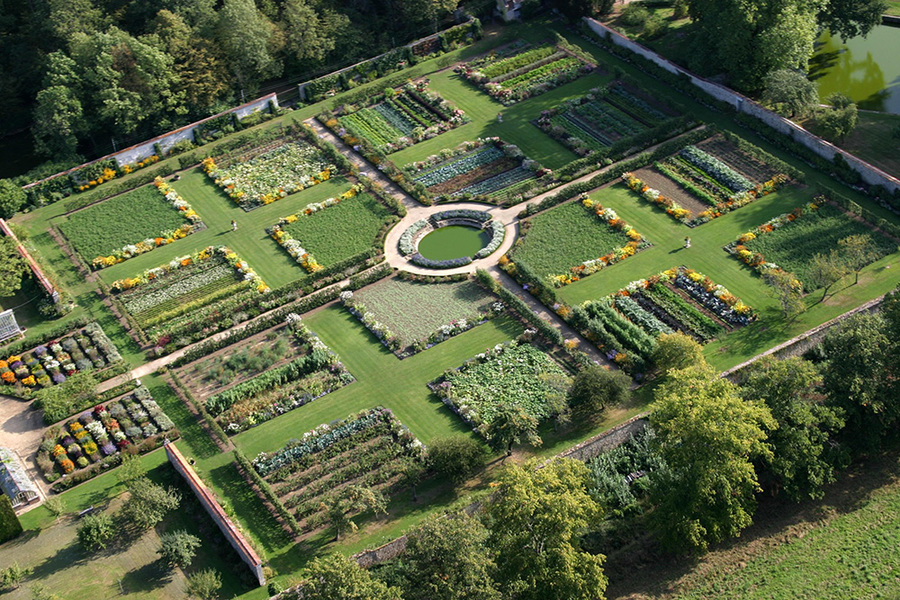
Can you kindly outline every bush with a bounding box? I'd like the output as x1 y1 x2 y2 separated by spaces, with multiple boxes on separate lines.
621 3 650 26
77 512 115 551
0 496 22 543
568 365 632 418
427 435 487 484
187 569 222 600
158 530 202 568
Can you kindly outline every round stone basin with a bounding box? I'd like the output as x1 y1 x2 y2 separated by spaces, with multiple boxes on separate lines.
417 225 490 261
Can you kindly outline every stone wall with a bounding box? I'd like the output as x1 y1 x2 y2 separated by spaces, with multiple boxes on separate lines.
556 415 648 463
165 442 266 587
23 93 278 191
582 18 900 195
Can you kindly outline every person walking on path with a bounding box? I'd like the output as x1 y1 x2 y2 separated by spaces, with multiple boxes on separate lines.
231 220 237 232
684 236 691 249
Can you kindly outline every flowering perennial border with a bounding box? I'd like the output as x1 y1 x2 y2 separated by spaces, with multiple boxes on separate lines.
112 245 269 294
546 195 651 287
1 322 121 390
90 177 205 269
267 184 365 273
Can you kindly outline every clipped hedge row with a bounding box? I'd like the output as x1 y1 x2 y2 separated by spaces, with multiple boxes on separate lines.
475 269 564 346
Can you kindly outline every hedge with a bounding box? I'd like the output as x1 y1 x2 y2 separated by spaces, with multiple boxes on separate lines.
0 496 22 543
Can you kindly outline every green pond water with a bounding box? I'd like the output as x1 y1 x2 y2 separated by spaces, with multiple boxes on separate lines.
810 25 900 114
417 225 490 260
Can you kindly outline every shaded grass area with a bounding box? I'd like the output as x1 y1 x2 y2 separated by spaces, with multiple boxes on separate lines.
823 111 900 179
353 278 494 346
282 192 392 267
94 171 353 289
57 186 186 260
512 199 635 279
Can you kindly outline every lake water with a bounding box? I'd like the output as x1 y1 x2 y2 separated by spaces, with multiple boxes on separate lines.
809 25 900 114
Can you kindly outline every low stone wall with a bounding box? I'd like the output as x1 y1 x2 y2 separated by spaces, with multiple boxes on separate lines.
23 93 278 191
165 442 266 587
556 415 649 463
582 18 900 196
722 295 886 382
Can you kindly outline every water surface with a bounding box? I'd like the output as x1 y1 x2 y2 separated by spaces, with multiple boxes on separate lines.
417 225 490 260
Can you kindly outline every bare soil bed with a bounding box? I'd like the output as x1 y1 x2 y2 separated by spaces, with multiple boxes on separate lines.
633 166 711 218
698 137 782 183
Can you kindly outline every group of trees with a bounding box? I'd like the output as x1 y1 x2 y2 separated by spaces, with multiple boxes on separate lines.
292 458 608 600
763 70 860 141
642 285 900 552
1 0 463 166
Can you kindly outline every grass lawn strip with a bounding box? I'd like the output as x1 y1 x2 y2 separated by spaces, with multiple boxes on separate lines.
58 185 195 264
433 341 568 432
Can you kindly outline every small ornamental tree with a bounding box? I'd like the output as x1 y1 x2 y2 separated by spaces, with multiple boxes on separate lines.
120 477 181 531
838 234 877 285
427 435 487 484
567 365 631 419
322 485 387 541
77 512 115 551
485 404 541 457
186 568 221 600
0 563 32 590
652 332 705 375
763 69 819 118
158 530 202 568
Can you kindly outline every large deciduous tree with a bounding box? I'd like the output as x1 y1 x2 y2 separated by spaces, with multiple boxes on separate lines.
567 365 631 420
485 404 542 457
741 356 845 501
487 459 607 600
818 0 888 39
652 332 705 376
763 69 819 117
0 180 27 219
303 554 402 600
216 0 283 94
649 363 775 552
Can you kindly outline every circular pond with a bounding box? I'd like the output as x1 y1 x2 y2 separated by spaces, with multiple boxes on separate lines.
417 225 491 261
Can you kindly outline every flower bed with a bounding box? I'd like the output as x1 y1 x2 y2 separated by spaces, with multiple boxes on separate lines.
1 323 121 392
201 140 334 210
111 245 269 294
267 184 365 273
410 254 473 269
673 268 753 327
725 198 896 291
430 341 568 434
200 314 353 434
457 41 592 105
253 407 424 532
338 81 467 154
405 138 546 202
35 386 176 483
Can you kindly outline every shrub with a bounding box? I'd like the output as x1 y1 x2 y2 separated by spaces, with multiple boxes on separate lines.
620 3 649 26
77 512 115 551
158 530 202 568
187 569 222 600
427 435 487 484
0 496 22 543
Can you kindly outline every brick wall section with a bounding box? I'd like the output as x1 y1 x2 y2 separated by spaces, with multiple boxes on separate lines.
23 94 278 191
583 18 900 196
165 442 266 587
0 218 57 302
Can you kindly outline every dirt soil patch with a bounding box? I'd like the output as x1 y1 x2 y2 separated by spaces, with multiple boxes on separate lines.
634 166 710 218
698 136 782 183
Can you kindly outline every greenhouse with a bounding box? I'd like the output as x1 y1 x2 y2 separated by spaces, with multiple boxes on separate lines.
0 448 39 508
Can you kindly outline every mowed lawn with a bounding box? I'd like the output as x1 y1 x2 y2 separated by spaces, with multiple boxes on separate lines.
232 307 524 458
93 170 356 289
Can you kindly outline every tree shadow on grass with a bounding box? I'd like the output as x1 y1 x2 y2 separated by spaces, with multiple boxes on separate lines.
120 559 173 593
29 540 87 581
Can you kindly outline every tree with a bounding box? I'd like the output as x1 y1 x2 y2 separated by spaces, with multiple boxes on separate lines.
652 332 705 375
322 485 387 541
396 456 426 502
539 371 573 428
158 530 202 568
398 513 500 600
764 269 806 321
838 234 877 284
77 512 115 551
567 365 631 419
120 478 181 531
1 563 32 590
0 236 28 298
817 99 858 142
186 568 221 600
684 0 821 90
741 356 845 501
0 179 27 218
117 454 147 486
216 0 282 94
649 363 774 552
487 459 607 600
43 496 66 524
818 0 887 39
762 69 819 118
427 435 486 484
31 85 83 159
280 0 348 65
302 554 402 600
808 249 849 302
820 312 895 452
28 584 64 600
485 405 541 457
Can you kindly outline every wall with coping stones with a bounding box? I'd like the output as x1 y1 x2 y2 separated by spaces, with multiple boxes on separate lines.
582 18 900 195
